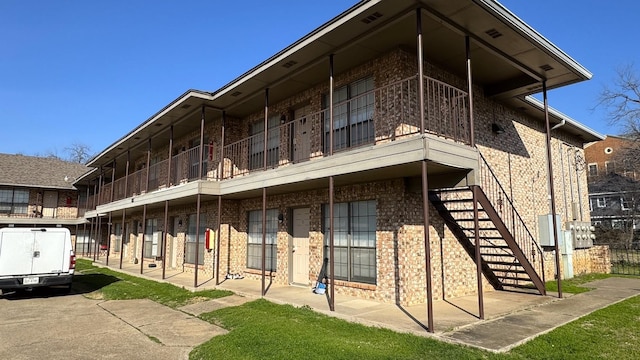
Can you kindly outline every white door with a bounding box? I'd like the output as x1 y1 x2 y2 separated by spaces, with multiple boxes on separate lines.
293 106 311 163
42 191 58 218
291 208 310 285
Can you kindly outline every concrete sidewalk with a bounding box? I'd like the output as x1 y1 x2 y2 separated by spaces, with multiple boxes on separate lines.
441 277 640 352
88 258 640 353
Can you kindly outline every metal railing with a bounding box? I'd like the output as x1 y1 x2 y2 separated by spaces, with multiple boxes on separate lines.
478 152 545 281
84 75 470 208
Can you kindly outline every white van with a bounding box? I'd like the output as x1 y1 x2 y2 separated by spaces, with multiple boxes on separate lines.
0 227 76 293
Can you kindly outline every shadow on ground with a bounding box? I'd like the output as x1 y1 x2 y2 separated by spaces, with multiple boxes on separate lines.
0 273 120 300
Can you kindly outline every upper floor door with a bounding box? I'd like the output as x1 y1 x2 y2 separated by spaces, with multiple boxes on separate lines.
42 191 58 218
294 105 312 163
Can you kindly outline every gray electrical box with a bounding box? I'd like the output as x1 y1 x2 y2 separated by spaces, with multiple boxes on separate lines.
538 214 562 247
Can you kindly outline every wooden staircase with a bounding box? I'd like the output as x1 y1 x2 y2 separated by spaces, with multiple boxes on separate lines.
429 185 546 295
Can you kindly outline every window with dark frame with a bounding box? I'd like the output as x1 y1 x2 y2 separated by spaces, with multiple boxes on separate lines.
323 76 375 153
323 200 377 284
0 188 29 215
186 213 206 265
247 209 278 271
249 116 280 170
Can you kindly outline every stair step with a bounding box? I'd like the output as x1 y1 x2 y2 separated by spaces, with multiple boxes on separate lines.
480 236 509 243
485 260 521 266
432 188 470 193
496 274 531 281
492 269 528 279
438 199 473 205
453 218 493 222
480 244 509 248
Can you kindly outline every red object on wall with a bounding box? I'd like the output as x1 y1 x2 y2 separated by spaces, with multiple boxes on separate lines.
66 197 72 205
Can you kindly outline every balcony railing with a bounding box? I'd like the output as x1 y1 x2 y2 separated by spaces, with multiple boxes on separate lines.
85 75 469 211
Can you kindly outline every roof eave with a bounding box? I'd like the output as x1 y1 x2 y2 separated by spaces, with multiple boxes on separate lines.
476 0 592 81
523 95 605 142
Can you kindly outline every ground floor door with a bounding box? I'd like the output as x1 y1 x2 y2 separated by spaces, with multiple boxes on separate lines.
291 207 310 285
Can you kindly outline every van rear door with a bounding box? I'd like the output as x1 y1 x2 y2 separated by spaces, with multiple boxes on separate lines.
32 229 68 274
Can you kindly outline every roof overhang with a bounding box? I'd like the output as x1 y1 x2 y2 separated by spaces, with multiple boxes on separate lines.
87 0 594 169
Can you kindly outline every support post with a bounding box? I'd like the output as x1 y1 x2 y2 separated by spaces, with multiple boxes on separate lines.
261 188 267 296
329 176 335 311
106 212 112 266
145 139 151 193
417 9 425 134
110 160 116 202
216 195 222 285
417 8 434 333
124 151 130 197
120 208 126 269
329 55 334 155
264 89 269 170
195 194 201 287
167 125 173 186
162 200 169 279
83 220 88 256
199 106 205 180
219 112 226 180
472 186 484 319
140 204 147 274
421 161 434 333
466 35 475 147
543 81 563 298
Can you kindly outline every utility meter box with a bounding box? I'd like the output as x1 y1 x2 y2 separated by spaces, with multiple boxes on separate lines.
538 214 562 247
566 221 594 249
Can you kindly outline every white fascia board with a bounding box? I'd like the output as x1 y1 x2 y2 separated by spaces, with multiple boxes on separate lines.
478 0 592 80
524 95 605 141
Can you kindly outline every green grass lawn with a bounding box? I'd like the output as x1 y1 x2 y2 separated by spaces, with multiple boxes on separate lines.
72 262 640 360
73 259 232 308
192 294 640 360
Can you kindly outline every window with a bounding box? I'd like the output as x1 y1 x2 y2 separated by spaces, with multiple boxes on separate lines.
621 197 632 210
588 163 598 177
144 218 161 257
324 77 375 153
605 161 615 174
186 214 206 265
247 209 278 271
114 223 122 253
596 197 606 208
323 200 377 284
249 116 280 170
0 188 29 215
148 156 160 190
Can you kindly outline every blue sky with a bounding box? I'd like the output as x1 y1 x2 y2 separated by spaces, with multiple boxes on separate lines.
1 1 637 158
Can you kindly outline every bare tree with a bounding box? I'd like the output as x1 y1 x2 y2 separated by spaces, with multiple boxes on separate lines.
599 64 640 137
64 142 93 164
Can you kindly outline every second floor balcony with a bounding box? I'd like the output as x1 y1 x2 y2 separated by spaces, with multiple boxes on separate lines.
86 74 471 211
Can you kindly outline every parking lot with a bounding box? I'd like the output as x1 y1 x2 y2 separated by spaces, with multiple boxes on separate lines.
0 288 190 360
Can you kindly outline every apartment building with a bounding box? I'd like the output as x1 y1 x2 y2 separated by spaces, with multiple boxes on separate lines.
76 0 609 324
0 153 89 234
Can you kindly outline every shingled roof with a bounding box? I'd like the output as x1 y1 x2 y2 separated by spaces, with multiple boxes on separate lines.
0 153 91 190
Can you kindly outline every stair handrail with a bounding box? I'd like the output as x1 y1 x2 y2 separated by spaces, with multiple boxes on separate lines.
478 151 545 283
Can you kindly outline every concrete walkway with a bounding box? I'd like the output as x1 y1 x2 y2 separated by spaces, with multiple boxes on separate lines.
87 257 640 353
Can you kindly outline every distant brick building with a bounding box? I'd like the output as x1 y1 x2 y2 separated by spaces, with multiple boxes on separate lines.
585 135 640 241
